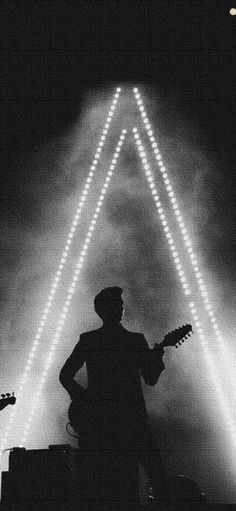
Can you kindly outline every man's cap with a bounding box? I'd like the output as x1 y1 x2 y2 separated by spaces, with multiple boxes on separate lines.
94 286 123 304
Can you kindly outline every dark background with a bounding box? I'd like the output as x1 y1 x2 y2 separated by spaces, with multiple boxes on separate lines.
1 0 236 274
1 0 236 504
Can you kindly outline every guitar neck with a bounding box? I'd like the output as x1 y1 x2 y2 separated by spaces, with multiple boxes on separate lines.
155 324 192 350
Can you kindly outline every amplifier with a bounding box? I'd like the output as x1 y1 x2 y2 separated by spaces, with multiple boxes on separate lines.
1 444 78 511
1 444 140 510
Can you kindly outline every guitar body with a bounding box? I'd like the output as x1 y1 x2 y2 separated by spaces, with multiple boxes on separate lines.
68 393 90 435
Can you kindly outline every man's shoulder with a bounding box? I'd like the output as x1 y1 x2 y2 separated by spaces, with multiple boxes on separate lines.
121 326 146 343
121 326 143 336
79 327 146 346
79 328 102 340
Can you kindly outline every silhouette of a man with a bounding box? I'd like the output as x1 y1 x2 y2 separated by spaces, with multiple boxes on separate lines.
59 286 168 502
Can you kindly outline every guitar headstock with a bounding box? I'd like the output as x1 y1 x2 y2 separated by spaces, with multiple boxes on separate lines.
162 324 192 349
0 392 16 405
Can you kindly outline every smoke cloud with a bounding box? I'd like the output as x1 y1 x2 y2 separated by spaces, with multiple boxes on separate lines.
0 86 235 502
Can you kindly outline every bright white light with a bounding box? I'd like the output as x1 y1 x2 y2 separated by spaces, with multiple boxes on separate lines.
133 87 236 469
134 129 191 301
18 129 126 446
2 87 121 453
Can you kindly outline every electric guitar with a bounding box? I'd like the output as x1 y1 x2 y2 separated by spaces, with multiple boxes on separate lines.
0 393 16 412
68 324 192 435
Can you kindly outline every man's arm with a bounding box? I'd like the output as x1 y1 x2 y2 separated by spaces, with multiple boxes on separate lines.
59 335 86 399
138 334 165 386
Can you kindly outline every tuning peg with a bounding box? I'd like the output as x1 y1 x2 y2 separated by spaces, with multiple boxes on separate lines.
175 345 178 348
6 393 10 398
1 394 5 398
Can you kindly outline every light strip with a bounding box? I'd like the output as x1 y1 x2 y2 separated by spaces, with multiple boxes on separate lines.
133 128 192 298
133 87 235 375
0 87 122 455
134 124 236 468
188 301 236 464
19 129 127 446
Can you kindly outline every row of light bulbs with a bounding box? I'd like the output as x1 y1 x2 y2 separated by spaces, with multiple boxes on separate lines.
0 88 122 454
19 129 127 446
133 90 236 459
133 88 222 342
133 128 207 346
134 88 236 402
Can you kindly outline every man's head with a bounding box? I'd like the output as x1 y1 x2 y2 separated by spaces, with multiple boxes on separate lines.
94 286 124 325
